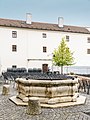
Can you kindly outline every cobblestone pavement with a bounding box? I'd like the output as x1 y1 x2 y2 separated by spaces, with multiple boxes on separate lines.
0 81 90 120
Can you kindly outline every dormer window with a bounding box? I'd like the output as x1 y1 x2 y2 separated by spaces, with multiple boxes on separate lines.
68 28 70 30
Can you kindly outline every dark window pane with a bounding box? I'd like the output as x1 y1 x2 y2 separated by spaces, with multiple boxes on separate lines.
12 31 17 38
42 33 47 38
12 45 17 52
66 35 69 42
43 46 47 52
87 37 90 43
87 49 90 54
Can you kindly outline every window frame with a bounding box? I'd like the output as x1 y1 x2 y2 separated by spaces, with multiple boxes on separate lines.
12 65 17 68
87 37 90 43
12 31 17 38
12 45 17 52
66 35 69 42
87 49 90 54
42 33 47 38
43 46 47 53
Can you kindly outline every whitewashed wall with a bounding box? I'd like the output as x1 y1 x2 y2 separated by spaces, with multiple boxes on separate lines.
0 27 27 72
0 26 90 73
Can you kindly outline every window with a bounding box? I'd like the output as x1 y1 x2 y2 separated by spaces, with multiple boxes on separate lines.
42 33 47 38
87 49 90 54
12 31 17 38
66 35 69 42
12 65 17 68
43 46 47 52
87 37 90 43
12 45 17 52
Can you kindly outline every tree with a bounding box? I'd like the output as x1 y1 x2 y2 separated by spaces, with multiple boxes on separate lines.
53 37 74 74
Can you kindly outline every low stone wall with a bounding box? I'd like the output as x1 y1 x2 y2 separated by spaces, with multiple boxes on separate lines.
16 78 78 104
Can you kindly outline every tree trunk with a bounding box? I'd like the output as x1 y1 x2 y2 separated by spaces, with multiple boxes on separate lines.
61 66 63 74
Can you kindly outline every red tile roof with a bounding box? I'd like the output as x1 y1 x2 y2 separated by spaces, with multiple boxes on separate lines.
0 18 89 34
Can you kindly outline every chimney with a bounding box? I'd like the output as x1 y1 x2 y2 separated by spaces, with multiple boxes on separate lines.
58 17 64 27
26 13 32 24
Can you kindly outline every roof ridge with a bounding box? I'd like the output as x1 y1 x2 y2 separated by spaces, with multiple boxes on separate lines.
0 17 89 34
0 17 87 28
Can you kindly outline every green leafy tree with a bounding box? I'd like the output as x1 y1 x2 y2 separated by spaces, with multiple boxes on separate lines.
53 37 74 74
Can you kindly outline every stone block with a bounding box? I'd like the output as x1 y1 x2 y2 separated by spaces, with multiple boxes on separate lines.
2 85 10 95
26 97 41 115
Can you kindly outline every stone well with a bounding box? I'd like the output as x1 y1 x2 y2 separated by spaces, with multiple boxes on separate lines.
15 78 79 105
10 77 86 107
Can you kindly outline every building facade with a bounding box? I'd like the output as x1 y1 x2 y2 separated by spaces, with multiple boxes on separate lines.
0 13 90 73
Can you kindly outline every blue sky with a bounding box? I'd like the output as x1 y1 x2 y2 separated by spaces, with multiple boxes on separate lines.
0 0 90 26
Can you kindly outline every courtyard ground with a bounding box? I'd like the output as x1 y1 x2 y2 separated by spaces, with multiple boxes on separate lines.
0 81 90 120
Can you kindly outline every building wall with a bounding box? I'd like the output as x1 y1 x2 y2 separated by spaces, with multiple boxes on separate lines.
0 27 27 72
0 26 90 73
68 33 90 66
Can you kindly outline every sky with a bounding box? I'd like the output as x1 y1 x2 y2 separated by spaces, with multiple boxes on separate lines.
0 0 90 27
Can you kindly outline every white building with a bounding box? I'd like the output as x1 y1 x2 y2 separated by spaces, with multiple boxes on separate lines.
0 13 90 73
